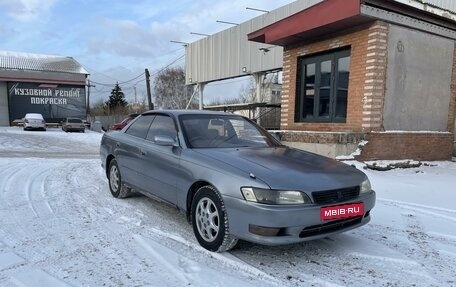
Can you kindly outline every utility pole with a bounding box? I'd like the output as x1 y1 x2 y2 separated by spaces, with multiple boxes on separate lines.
134 86 138 113
86 79 95 120
145 68 154 110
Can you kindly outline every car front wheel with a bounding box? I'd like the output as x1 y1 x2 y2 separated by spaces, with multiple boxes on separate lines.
191 185 238 252
108 159 130 198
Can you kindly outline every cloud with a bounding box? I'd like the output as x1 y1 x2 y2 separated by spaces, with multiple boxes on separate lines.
0 0 58 22
86 17 185 59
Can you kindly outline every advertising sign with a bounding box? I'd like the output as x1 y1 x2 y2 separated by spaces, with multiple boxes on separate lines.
8 82 86 123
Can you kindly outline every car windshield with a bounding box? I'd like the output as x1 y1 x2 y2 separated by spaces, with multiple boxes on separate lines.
68 118 82 123
180 114 281 148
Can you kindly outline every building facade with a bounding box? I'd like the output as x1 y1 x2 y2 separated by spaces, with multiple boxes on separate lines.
0 51 88 125
249 0 456 160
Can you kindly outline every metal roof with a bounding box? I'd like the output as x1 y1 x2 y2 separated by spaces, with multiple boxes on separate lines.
186 0 456 85
0 50 88 75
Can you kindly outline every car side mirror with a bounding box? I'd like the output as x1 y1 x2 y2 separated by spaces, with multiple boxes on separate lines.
270 132 281 143
154 135 177 146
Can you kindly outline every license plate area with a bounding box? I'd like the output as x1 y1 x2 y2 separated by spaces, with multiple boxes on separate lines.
320 203 364 221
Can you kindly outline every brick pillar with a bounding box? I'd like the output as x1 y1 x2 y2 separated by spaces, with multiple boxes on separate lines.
362 21 389 132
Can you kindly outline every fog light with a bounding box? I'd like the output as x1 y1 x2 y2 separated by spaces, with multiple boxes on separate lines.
249 225 281 236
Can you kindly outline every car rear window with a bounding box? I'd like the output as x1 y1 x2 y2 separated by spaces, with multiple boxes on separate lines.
68 119 82 123
26 113 44 119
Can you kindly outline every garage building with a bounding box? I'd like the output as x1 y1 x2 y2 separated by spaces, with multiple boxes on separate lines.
0 50 88 126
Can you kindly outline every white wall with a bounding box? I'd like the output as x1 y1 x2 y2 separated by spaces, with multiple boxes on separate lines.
0 82 9 126
383 24 454 131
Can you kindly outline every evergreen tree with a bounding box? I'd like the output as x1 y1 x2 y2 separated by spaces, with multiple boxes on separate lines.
106 83 127 109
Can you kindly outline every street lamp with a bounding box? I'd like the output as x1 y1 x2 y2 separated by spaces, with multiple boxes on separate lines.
246 7 269 13
216 20 239 26
190 32 210 37
170 40 189 46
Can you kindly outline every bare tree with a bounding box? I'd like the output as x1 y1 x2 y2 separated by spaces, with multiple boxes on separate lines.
238 76 256 103
206 76 257 106
153 66 196 109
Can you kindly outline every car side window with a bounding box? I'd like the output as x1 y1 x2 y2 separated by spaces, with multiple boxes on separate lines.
125 115 155 139
146 115 177 142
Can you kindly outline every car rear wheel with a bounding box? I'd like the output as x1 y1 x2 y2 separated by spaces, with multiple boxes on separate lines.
191 185 238 252
108 159 131 198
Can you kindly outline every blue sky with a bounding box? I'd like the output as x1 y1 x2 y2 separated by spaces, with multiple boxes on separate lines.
0 0 294 105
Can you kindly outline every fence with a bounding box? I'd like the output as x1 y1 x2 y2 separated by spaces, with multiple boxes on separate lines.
203 103 281 130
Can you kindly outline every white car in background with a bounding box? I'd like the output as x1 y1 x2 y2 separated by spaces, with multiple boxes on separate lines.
23 113 46 131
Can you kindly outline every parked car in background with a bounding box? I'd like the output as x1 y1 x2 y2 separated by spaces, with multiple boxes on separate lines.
23 113 46 131
100 110 376 252
11 118 24 127
62 118 85 133
110 113 139 130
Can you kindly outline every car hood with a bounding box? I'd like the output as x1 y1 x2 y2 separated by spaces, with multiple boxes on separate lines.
193 147 366 191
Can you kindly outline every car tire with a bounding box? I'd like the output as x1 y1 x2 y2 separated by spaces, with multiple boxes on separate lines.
191 185 238 252
108 159 131 198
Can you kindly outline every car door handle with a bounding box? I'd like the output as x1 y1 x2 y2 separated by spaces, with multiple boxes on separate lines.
140 149 146 156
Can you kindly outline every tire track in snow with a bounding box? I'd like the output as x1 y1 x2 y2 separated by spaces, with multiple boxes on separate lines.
132 228 286 287
379 198 456 223
24 168 55 218
402 212 450 285
0 161 57 218
0 162 21 196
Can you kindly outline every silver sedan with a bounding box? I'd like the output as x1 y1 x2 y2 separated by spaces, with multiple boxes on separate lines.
100 110 375 252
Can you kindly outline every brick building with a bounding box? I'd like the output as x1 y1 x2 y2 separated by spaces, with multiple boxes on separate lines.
248 0 456 160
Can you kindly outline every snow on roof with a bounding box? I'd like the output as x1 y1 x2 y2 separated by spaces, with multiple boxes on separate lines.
0 50 88 74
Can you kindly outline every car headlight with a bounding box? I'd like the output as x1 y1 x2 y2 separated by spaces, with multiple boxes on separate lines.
360 178 372 194
241 187 311 205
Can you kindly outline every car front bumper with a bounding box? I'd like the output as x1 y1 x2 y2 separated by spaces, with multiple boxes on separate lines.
224 190 376 245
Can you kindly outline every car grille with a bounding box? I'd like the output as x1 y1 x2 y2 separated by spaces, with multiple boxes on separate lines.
312 186 360 204
299 216 363 238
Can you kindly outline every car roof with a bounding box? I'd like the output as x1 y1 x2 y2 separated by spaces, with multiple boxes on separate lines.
142 109 239 117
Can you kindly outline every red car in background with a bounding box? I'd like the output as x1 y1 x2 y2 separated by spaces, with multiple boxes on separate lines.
110 113 139 130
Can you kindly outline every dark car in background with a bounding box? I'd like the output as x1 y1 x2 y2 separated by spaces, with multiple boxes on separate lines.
62 117 85 133
110 113 139 130
100 110 375 252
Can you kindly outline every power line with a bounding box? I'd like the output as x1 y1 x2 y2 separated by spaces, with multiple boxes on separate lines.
151 54 185 77
88 54 183 87
84 48 182 82
90 72 145 87
84 66 119 82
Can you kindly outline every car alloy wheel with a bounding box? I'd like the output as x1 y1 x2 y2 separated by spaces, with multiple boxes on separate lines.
109 164 120 194
191 185 238 252
195 197 219 242
108 159 130 198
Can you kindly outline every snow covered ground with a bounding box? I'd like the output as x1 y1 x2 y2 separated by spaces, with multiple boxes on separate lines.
0 126 455 287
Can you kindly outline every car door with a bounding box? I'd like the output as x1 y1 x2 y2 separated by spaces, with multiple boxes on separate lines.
136 114 180 204
119 115 155 189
